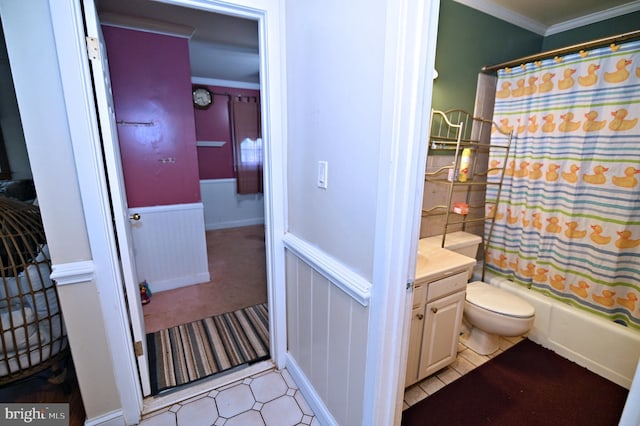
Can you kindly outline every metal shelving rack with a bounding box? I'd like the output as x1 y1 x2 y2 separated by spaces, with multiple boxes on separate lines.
422 109 513 265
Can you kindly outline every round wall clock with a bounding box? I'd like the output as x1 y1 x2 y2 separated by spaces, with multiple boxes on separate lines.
192 87 213 109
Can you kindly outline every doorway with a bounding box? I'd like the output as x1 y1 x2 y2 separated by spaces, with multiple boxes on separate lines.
93 0 273 396
143 225 267 333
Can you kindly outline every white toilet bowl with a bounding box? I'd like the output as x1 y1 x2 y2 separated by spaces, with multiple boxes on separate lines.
418 232 536 355
462 281 535 355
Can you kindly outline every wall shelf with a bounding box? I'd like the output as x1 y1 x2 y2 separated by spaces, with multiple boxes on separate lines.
422 109 512 253
196 140 227 147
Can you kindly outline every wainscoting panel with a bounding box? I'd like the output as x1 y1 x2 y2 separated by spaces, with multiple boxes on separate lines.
200 179 264 230
129 203 210 293
285 250 369 425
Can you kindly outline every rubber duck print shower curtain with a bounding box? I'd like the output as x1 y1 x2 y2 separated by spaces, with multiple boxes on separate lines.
485 39 640 330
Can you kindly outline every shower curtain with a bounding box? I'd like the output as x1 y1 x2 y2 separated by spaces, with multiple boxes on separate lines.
485 39 640 330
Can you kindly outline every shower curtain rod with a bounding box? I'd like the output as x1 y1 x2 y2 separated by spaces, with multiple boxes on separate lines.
482 29 640 73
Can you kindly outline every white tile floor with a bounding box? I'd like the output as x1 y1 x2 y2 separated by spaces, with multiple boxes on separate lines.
140 368 319 426
403 335 524 409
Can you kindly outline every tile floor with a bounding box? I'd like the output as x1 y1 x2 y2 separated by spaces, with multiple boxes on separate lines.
138 335 523 425
139 368 319 426
403 334 524 409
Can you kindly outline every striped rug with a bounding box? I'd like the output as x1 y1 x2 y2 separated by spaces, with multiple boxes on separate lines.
146 303 269 395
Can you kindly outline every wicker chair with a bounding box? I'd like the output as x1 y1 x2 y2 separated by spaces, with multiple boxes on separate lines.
0 197 68 385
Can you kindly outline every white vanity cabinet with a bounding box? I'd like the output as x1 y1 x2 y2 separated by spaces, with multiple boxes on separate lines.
405 247 475 387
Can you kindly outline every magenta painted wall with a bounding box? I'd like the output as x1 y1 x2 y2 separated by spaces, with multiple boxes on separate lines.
102 26 201 208
194 86 260 180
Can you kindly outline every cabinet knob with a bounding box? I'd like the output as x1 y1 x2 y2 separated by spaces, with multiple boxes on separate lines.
416 313 424 320
431 307 438 313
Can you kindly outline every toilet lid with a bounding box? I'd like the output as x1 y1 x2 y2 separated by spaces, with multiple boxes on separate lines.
466 281 535 318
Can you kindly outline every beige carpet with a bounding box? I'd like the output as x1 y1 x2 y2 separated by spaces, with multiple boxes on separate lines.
143 225 267 333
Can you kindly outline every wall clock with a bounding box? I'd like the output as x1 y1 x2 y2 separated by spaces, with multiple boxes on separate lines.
192 86 213 109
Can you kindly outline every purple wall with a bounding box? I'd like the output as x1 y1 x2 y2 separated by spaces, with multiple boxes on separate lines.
194 86 260 180
102 26 200 208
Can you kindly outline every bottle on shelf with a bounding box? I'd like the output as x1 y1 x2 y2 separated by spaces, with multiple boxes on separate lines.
458 148 472 182
447 161 456 182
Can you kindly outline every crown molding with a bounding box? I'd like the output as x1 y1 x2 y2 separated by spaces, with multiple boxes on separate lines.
455 0 640 38
453 0 547 35
545 0 640 36
100 12 194 38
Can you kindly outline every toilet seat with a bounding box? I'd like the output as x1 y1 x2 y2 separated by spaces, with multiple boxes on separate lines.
466 281 535 318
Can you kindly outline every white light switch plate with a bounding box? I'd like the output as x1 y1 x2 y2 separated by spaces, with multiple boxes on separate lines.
317 161 328 189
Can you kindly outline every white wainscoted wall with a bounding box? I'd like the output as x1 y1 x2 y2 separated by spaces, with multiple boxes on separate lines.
284 239 370 426
129 203 210 293
200 179 264 230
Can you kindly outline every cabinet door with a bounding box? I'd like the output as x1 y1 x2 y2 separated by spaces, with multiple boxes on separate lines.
405 303 426 387
419 291 465 379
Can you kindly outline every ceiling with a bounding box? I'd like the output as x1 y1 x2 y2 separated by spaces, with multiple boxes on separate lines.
454 0 640 35
95 0 640 84
96 0 260 84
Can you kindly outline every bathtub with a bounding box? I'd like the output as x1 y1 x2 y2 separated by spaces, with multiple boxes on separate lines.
481 270 640 389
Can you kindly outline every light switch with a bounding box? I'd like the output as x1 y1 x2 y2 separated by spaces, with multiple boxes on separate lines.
317 161 328 189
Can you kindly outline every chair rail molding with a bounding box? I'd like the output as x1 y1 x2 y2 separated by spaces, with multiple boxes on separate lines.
283 232 372 306
50 260 95 286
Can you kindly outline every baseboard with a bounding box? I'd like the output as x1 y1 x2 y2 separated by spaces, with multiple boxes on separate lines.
84 409 125 426
200 179 264 231
150 272 211 293
205 218 265 231
285 354 337 426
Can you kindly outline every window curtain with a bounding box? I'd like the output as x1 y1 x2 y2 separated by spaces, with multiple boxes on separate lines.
486 40 640 329
230 96 262 194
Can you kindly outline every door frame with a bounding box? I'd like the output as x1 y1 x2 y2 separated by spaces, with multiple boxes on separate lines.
47 0 438 423
49 0 287 422
82 0 154 396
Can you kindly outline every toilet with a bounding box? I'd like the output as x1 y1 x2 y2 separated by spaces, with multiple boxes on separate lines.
419 231 535 355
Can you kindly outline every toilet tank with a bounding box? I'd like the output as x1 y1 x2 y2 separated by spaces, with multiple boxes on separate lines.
419 231 482 259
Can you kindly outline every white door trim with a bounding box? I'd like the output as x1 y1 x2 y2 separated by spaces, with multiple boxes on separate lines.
48 0 144 422
51 0 287 421
364 0 440 424
83 0 154 396
156 0 289 370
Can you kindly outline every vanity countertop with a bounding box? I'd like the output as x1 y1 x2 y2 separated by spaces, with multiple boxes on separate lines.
415 245 476 284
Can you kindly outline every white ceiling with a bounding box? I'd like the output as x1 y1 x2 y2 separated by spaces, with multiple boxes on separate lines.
96 0 260 84
95 0 640 83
